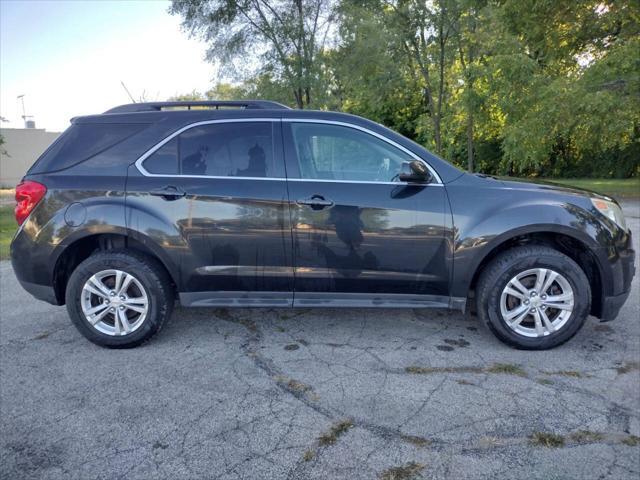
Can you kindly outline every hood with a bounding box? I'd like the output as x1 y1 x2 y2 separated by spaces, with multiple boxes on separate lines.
484 175 613 202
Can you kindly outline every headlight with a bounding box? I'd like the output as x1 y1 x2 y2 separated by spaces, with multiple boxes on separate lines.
591 198 627 230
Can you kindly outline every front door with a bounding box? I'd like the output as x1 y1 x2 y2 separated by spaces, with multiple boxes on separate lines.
283 120 450 308
126 119 294 307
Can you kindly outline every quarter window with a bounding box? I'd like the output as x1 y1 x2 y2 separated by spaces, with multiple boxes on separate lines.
290 123 413 182
143 122 277 177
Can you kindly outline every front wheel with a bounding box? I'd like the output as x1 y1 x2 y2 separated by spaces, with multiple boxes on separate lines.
65 250 174 348
476 246 591 350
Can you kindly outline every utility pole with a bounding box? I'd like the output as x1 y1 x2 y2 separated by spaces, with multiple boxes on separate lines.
16 95 33 128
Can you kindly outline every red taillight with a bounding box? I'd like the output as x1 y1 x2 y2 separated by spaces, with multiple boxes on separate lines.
15 180 47 225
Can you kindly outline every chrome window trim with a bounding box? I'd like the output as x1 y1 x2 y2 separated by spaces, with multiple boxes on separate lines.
135 118 282 179
134 117 442 185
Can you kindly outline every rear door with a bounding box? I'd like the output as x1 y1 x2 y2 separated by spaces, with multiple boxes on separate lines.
126 119 294 306
283 120 450 307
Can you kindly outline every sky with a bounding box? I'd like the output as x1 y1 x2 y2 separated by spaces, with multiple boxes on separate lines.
0 0 214 132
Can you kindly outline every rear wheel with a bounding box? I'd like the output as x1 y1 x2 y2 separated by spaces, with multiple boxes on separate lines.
66 250 173 348
477 245 591 350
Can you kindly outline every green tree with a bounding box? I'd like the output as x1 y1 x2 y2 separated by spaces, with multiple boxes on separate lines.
170 0 337 108
170 0 639 178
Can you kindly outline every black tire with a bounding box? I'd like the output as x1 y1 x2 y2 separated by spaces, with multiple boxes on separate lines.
476 245 591 350
65 250 174 348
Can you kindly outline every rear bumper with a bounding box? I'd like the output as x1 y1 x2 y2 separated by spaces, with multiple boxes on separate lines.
16 279 61 306
11 228 62 306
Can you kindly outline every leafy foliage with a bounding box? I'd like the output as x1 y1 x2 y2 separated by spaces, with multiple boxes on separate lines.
170 0 640 177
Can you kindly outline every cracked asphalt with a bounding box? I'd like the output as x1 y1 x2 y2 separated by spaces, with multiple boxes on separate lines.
1 201 639 480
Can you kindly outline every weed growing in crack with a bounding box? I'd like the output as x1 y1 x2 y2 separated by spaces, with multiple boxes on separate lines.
537 378 554 385
529 432 565 448
486 363 527 377
405 366 483 375
275 376 312 394
318 419 354 446
303 419 354 462
400 435 431 447
379 462 425 480
621 435 640 446
545 370 583 378
405 364 527 377
616 362 640 375
570 430 604 443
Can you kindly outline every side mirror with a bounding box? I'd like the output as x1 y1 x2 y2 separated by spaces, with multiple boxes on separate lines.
398 160 431 183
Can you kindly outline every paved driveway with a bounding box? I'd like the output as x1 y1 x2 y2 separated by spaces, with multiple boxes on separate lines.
1 202 639 480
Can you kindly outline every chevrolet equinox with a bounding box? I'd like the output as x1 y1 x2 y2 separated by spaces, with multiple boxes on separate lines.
10 101 635 349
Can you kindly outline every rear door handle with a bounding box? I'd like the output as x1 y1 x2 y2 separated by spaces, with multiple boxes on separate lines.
149 185 186 200
296 195 334 210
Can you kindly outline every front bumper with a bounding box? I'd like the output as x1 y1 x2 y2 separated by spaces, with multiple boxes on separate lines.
601 289 633 322
599 229 635 321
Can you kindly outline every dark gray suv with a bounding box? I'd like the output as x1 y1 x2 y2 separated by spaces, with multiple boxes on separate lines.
10 101 635 349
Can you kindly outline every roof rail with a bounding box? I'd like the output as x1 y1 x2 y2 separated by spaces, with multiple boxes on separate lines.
104 100 291 114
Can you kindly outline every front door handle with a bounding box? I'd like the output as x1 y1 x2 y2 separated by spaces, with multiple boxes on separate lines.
149 185 186 200
296 195 334 210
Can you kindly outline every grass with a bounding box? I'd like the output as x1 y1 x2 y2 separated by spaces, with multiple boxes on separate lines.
0 206 16 260
302 419 354 463
405 366 483 375
529 432 565 448
616 362 640 375
570 430 604 443
405 363 527 377
485 363 528 377
544 178 640 199
400 434 431 447
545 370 583 378
275 376 313 394
379 462 426 480
317 419 353 446
621 435 640 446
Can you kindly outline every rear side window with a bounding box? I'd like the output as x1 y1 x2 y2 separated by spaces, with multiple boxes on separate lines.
30 123 147 173
143 138 178 174
142 122 279 178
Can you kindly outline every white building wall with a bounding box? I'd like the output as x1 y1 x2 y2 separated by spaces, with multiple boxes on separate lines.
0 128 61 187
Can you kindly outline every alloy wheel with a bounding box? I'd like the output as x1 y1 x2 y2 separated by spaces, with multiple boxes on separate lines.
80 269 149 336
499 268 574 338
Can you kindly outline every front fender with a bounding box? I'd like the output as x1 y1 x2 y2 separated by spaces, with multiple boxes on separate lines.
449 198 612 299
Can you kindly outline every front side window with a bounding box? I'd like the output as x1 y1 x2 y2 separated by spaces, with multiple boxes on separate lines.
143 122 277 177
290 123 415 182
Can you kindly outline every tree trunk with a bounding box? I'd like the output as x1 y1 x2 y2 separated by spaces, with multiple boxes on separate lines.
294 88 304 109
433 118 442 154
466 111 474 173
